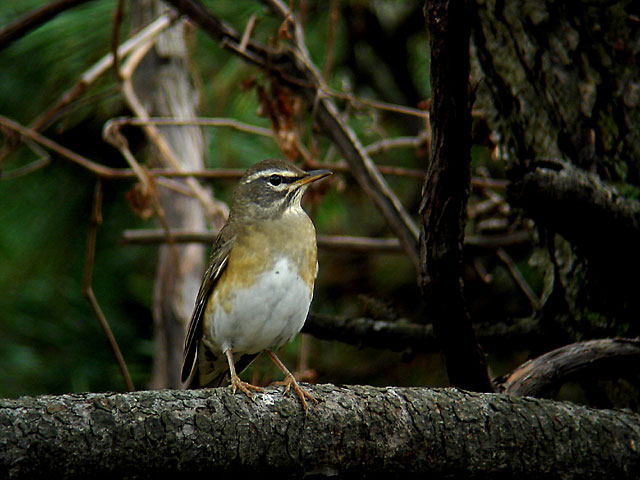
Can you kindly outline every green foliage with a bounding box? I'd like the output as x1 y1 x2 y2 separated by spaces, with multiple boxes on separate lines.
0 156 156 396
0 1 118 123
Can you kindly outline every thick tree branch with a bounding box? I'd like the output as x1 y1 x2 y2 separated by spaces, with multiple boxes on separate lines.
2 386 639 478
304 313 542 354
508 159 640 261
508 159 640 320
419 0 493 392
120 228 530 253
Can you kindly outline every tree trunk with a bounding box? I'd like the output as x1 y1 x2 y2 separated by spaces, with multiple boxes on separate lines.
1 386 639 478
130 0 207 389
471 0 640 331
419 0 493 392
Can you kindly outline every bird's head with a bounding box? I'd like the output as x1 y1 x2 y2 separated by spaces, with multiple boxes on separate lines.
229 159 332 222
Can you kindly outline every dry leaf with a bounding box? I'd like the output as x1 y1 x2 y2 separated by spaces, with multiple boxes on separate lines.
125 182 155 219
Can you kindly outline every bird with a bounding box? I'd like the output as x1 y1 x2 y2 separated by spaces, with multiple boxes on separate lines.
181 158 331 409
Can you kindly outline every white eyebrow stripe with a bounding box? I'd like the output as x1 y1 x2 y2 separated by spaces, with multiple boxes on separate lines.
241 168 300 184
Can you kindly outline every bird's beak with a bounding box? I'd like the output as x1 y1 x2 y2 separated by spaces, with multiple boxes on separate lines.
294 169 332 187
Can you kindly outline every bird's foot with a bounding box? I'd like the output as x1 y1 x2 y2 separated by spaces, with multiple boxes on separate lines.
229 374 263 398
271 374 317 410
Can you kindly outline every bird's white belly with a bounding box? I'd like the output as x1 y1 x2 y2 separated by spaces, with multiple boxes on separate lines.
207 257 312 354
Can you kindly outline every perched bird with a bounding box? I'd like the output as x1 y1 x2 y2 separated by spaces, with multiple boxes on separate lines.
181 158 331 408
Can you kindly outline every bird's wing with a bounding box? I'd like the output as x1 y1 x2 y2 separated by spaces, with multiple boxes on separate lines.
181 223 235 383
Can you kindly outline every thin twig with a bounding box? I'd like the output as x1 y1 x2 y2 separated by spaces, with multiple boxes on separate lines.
102 120 152 193
109 2 125 81
471 177 508 190
238 14 257 52
322 0 339 80
82 180 135 392
103 117 179 265
154 176 199 196
1 141 51 179
1 156 50 179
0 114 121 177
327 89 430 119
118 38 227 220
111 0 126 82
496 247 541 312
472 258 493 284
364 135 428 156
0 114 505 191
318 235 401 252
130 168 244 179
104 116 272 137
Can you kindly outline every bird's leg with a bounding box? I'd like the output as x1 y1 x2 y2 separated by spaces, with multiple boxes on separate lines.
266 349 317 410
225 349 263 398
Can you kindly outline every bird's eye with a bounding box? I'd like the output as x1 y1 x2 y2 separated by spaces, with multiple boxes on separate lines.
268 174 282 186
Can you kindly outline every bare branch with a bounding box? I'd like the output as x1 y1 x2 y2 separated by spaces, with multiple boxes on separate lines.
118 37 227 221
2 385 639 479
102 118 152 193
110 0 126 82
0 115 121 177
327 88 430 119
121 229 401 251
0 115 241 183
104 116 272 137
322 0 339 80
120 228 531 253
238 14 257 52
305 313 437 352
0 141 50 179
81 181 135 392
508 159 640 260
500 338 640 397
496 247 541 313
305 314 543 354
364 135 428 157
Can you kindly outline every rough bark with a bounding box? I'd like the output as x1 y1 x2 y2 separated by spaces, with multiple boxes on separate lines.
508 158 640 323
472 0 640 179
131 1 207 389
508 159 640 261
419 0 493 392
2 386 639 479
471 0 640 326
305 313 543 354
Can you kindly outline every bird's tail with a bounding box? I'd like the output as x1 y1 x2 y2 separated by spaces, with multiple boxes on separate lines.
186 345 260 389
